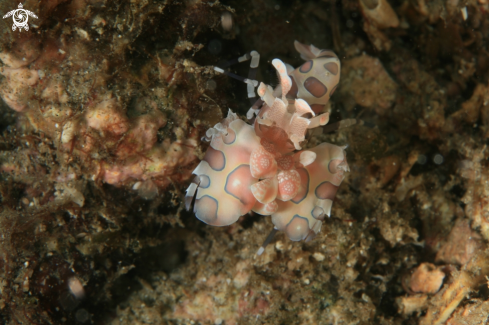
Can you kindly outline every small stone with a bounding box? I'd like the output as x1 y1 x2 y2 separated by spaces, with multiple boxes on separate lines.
404 263 445 294
313 252 325 261
275 240 285 251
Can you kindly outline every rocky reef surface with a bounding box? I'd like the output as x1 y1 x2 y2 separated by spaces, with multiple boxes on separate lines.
0 0 488 324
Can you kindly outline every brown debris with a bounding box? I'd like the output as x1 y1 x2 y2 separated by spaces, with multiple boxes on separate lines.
446 300 489 325
378 207 419 247
359 0 400 29
435 218 482 265
419 270 475 325
359 0 400 51
459 145 489 240
444 83 489 137
390 57 447 140
396 294 428 315
419 247 489 325
339 54 398 115
395 174 424 202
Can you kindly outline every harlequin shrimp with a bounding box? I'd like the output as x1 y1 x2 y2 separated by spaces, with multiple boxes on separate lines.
185 41 350 254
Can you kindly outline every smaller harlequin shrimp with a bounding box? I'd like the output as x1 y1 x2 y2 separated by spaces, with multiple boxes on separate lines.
185 41 349 254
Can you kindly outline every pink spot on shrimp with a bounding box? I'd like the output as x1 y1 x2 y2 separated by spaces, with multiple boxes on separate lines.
285 215 310 241
194 195 219 225
225 164 256 208
304 77 328 98
203 147 225 171
323 62 339 75
299 60 313 73
315 181 338 200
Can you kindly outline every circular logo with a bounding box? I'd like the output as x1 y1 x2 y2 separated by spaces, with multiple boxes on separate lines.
13 9 28 30
3 3 38 32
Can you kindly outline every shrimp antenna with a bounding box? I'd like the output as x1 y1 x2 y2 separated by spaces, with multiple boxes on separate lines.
213 51 261 104
256 228 278 256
